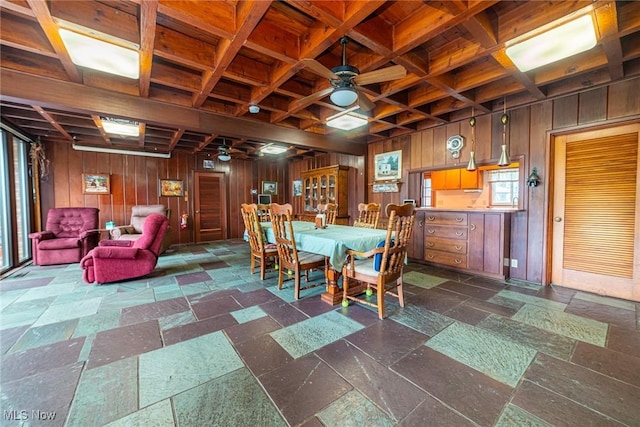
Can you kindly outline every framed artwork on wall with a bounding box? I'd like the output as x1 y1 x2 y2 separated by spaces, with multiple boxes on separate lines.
203 159 215 169
160 179 184 197
374 150 402 181
82 173 110 194
292 180 302 196
262 181 278 195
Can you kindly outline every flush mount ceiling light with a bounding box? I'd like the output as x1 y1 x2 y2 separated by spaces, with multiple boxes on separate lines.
261 144 288 155
329 86 359 107
218 153 231 161
100 117 140 137
59 29 140 79
326 112 368 131
505 14 597 72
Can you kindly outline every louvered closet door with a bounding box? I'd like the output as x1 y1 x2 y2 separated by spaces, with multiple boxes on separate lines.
552 123 640 301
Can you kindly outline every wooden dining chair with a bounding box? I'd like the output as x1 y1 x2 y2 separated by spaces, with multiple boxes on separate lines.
353 202 381 229
270 203 327 299
342 203 416 319
317 203 338 224
241 203 278 280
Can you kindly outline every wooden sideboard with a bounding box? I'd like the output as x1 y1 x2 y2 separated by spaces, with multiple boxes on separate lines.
419 209 512 280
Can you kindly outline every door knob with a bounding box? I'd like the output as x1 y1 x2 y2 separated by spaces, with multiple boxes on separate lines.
554 216 562 222
196 210 200 214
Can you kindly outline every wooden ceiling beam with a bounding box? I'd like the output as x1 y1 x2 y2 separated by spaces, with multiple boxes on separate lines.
1 68 365 156
139 1 158 98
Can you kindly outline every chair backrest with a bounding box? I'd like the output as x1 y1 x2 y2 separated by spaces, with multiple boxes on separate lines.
375 203 416 275
353 202 381 229
241 203 267 253
130 204 169 233
256 204 271 222
317 203 338 224
46 207 99 237
133 213 170 255
270 203 299 267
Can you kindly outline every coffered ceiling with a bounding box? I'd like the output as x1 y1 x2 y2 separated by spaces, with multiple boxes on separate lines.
1 1 639 160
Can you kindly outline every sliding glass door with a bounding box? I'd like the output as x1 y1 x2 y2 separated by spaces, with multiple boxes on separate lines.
0 130 33 274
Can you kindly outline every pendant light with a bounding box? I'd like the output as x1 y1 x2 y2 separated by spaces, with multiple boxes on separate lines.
467 109 477 171
498 98 511 167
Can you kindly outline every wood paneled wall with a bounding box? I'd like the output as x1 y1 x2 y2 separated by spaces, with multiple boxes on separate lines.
40 146 288 245
367 77 640 284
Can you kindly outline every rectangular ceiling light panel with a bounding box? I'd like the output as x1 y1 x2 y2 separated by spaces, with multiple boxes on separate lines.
101 117 140 137
505 14 597 72
59 29 140 79
326 113 368 131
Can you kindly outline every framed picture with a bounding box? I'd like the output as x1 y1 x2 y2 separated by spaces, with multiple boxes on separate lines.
292 180 302 196
262 181 277 195
82 173 110 194
203 159 214 169
160 179 184 197
374 150 402 181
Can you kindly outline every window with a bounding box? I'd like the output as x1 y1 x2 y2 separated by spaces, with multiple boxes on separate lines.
422 174 432 207
488 168 519 206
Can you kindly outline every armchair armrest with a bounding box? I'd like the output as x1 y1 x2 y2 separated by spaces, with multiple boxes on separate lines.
28 231 55 241
90 247 139 259
110 225 136 239
99 240 134 247
79 229 100 239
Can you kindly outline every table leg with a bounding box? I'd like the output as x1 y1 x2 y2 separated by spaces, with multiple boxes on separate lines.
321 268 367 305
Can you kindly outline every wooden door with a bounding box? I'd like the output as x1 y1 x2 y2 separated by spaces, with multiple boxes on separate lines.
551 123 640 301
194 172 226 242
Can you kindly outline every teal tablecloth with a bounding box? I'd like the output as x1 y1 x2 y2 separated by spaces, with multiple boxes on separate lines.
259 221 388 270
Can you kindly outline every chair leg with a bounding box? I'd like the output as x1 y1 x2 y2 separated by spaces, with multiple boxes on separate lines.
250 254 256 275
397 278 404 307
294 269 301 300
377 284 385 320
278 268 284 291
342 273 349 304
259 254 266 280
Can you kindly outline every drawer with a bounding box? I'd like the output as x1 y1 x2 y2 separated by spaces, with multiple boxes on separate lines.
424 225 468 240
425 237 467 254
425 249 468 268
423 212 468 225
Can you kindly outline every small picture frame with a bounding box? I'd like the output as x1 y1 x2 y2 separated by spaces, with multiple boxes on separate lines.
160 179 184 197
203 159 215 169
374 150 402 181
292 180 302 196
82 173 110 194
262 181 278 195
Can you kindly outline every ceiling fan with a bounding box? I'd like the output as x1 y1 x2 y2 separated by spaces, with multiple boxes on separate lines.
215 140 247 161
300 37 407 111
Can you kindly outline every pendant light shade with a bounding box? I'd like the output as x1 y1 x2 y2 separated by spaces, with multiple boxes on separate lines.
467 114 477 171
498 100 510 167
467 151 477 171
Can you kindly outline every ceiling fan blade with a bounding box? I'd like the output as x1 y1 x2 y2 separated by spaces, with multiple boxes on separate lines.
301 59 339 80
353 65 407 86
357 91 376 112
294 87 335 108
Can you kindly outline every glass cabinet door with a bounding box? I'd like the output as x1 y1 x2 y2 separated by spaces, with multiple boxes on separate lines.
328 175 336 202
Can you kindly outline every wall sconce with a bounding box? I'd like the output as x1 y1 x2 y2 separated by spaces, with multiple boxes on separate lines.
527 167 541 187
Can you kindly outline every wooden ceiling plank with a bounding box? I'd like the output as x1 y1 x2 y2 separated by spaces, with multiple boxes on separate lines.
90 114 111 144
193 0 271 107
157 1 236 40
139 1 159 98
26 0 82 83
0 13 57 56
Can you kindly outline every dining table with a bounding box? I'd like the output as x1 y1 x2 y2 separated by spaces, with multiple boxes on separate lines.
258 221 389 304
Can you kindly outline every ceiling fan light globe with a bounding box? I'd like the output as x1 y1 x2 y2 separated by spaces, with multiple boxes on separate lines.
330 87 358 107
219 153 231 161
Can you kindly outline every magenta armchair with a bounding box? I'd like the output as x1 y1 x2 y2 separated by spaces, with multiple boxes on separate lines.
81 213 169 284
29 207 100 266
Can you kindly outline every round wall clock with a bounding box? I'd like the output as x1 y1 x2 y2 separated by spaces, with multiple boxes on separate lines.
446 135 464 158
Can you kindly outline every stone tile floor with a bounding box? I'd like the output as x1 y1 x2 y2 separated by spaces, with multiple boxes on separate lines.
1 240 639 426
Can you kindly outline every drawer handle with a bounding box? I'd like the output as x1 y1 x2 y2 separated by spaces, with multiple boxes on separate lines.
427 216 436 221
470 224 476 231
426 242 434 247
427 254 434 259
455 217 464 222
455 245 462 251
419 220 424 227
427 229 435 234
455 231 464 236
454 259 463 264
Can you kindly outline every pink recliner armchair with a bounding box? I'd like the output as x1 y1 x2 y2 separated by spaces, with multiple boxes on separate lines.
29 207 100 266
81 213 169 284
